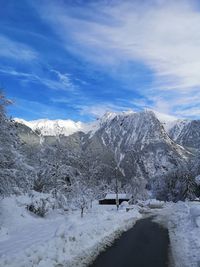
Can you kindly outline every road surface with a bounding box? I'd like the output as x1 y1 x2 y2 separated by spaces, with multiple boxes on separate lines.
90 217 169 267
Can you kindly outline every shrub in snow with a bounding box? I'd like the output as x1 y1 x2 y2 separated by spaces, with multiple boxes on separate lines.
120 201 129 207
147 199 164 209
27 199 48 217
26 192 56 217
32 175 47 193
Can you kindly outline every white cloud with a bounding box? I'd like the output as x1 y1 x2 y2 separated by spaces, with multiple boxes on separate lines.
0 35 37 61
34 0 200 118
36 1 200 83
175 107 200 118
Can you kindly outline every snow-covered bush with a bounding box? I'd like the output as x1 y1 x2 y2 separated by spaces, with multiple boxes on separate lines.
120 201 129 207
147 199 164 209
26 192 56 217
27 199 48 217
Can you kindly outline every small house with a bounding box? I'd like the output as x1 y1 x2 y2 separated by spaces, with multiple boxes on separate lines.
99 193 132 205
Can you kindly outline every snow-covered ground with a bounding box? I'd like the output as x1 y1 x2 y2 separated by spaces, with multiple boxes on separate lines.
153 201 200 267
0 196 141 267
1 196 200 267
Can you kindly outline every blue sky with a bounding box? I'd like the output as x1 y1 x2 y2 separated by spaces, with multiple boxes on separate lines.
1 0 200 121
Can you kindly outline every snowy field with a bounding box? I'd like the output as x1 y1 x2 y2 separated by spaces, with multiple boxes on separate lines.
153 201 200 267
0 196 141 267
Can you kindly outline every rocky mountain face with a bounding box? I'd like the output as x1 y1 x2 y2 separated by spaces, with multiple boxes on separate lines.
167 119 200 152
94 111 189 176
14 110 196 199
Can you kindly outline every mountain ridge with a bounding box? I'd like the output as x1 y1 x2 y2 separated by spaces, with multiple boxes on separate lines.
14 110 183 137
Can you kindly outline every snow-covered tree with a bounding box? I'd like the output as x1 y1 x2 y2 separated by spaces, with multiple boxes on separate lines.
70 180 90 217
0 91 35 197
124 176 148 203
152 169 197 201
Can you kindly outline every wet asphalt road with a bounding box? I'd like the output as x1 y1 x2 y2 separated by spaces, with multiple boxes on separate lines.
89 217 169 267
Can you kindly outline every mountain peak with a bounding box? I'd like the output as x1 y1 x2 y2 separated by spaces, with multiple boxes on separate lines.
14 118 89 136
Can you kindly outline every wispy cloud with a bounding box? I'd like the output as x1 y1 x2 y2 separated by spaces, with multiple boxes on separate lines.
33 0 200 118
175 106 200 119
51 95 132 118
0 67 77 91
50 69 77 91
0 35 38 61
77 103 131 118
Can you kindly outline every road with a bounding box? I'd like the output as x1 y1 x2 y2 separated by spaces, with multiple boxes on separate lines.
89 217 169 267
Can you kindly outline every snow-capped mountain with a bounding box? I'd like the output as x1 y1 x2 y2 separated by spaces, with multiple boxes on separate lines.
88 110 189 179
14 109 197 200
15 110 196 160
14 111 136 137
14 118 93 136
14 110 176 137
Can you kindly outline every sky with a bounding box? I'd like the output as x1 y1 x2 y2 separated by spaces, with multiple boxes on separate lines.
1 0 200 121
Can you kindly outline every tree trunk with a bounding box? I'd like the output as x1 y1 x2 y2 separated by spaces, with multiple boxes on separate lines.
115 168 119 211
81 207 84 218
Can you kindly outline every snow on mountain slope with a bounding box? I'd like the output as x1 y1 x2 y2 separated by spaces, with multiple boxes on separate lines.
89 110 136 137
146 112 200 150
14 118 94 136
15 110 192 143
96 110 186 153
151 113 200 150
167 120 191 140
151 110 179 131
86 110 190 183
150 110 177 123
14 111 134 137
168 119 200 150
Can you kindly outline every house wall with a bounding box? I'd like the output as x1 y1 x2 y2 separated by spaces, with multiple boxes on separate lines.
99 199 129 205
